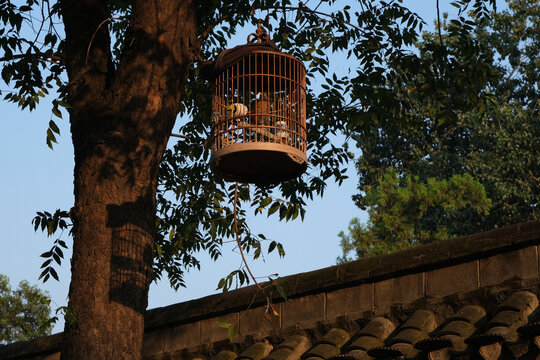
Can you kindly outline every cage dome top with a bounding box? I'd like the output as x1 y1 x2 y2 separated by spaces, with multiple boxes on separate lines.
200 22 284 80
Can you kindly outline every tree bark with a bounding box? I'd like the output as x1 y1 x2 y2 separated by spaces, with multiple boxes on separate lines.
59 0 197 358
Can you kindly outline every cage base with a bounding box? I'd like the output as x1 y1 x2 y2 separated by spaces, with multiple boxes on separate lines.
210 144 307 185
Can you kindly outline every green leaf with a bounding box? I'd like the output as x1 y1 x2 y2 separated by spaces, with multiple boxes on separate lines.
275 283 288 301
40 259 52 268
51 106 62 119
57 101 70 109
216 320 231 329
279 205 287 221
227 324 236 342
277 243 285 257
49 120 60 134
267 202 280 216
46 128 57 149
49 268 59 281
260 197 272 208
268 241 277 253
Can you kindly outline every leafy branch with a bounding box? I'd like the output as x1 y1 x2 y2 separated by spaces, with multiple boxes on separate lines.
32 209 71 283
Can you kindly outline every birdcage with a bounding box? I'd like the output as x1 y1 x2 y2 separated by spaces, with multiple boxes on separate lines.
202 22 307 185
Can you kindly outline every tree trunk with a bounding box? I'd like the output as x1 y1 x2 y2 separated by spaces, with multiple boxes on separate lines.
59 0 197 358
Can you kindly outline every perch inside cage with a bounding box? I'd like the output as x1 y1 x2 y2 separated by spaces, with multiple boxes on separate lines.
201 22 307 185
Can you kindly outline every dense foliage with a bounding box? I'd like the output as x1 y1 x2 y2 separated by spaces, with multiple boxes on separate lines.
338 170 491 261
0 274 53 344
340 0 539 261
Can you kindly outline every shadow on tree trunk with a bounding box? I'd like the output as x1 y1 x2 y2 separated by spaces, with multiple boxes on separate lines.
107 195 154 314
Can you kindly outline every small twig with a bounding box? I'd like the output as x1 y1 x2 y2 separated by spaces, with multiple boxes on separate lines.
29 0 47 50
296 0 323 34
199 13 233 40
86 17 122 65
507 54 528 79
170 133 190 140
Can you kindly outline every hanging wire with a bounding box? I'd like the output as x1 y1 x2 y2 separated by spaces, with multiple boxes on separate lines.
233 182 279 316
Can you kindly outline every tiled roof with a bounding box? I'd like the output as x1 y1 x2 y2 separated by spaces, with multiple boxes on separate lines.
1 220 540 360
209 291 540 360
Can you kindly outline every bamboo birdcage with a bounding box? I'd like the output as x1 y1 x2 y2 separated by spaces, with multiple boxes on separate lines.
203 22 307 185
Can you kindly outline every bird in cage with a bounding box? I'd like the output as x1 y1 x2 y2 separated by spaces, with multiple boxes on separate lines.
255 93 271 126
252 93 272 142
275 120 291 145
245 93 290 144
225 103 249 119
217 103 249 147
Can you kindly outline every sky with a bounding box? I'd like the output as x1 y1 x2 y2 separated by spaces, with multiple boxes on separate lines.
0 1 506 334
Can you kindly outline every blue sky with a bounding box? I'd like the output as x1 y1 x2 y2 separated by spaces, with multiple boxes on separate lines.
0 1 505 333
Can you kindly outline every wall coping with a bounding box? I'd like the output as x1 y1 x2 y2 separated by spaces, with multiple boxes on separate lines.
0 333 62 359
145 220 540 330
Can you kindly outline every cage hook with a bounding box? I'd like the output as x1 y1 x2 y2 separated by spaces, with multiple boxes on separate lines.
247 19 270 43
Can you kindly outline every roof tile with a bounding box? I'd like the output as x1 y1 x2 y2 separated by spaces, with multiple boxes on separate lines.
447 305 486 324
265 335 311 360
346 336 384 352
400 309 437 332
214 350 238 360
301 328 350 360
417 304 486 353
478 341 502 360
237 341 273 360
354 317 395 341
469 291 538 346
496 291 538 315
344 317 395 354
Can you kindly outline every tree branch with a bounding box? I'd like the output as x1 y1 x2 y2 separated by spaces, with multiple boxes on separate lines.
436 0 444 47
170 133 190 140
199 13 233 40
197 2 364 45
0 52 62 63
272 5 364 32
